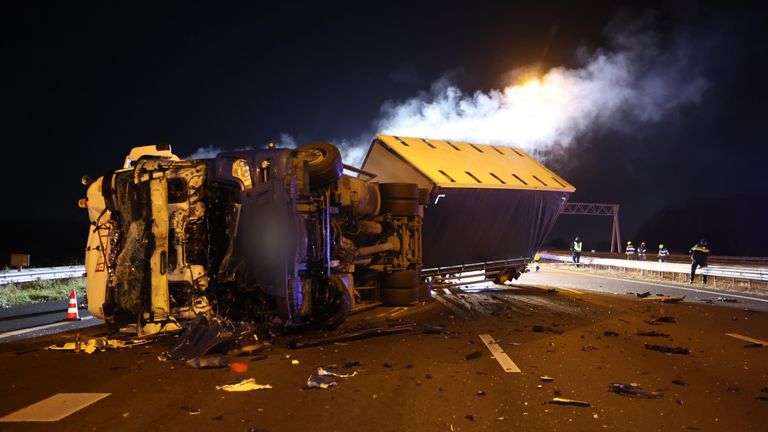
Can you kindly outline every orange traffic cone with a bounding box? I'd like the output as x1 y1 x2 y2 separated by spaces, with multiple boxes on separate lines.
66 289 81 321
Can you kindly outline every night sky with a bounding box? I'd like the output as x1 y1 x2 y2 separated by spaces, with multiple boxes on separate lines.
2 1 767 265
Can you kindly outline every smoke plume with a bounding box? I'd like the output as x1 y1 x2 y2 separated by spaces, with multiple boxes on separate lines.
342 16 708 166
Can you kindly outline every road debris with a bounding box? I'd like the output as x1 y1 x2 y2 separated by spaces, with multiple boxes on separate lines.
715 297 738 303
603 331 619 337
186 355 230 369
464 351 483 360
547 398 591 407
540 376 555 382
645 343 690 355
637 330 669 337
46 337 150 354
318 367 357 377
610 382 664 399
581 344 599 351
648 316 677 325
636 292 651 298
477 390 486 396
307 375 337 389
672 379 687 386
532 325 563 334
216 378 272 392
162 315 261 361
288 323 415 349
229 362 249 373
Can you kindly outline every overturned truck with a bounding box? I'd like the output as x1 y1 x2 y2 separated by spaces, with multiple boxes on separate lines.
81 135 574 334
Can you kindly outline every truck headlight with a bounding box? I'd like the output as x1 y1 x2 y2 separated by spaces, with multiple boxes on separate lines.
232 159 253 190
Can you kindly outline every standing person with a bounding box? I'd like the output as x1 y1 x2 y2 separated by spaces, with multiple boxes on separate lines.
533 253 541 271
657 244 670 262
637 242 647 260
689 239 710 284
571 236 582 267
625 241 636 260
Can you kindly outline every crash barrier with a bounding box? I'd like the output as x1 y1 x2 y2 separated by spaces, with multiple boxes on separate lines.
540 253 768 283
547 249 768 266
0 266 85 285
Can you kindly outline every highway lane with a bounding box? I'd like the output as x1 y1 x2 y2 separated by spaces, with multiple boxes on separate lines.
0 269 766 431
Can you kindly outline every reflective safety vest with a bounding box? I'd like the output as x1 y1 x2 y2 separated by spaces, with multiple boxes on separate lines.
626 245 636 254
658 248 670 257
573 241 582 252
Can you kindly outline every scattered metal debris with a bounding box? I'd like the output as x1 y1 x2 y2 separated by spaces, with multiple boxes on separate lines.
477 390 486 396
547 398 591 407
532 325 563 334
715 297 738 303
644 296 685 304
288 323 415 349
318 367 357 377
307 375 337 389
637 330 670 337
216 378 272 392
186 355 230 369
636 292 651 298
46 337 150 354
672 379 687 386
645 343 690 355
163 315 261 361
603 331 619 337
540 376 555 382
610 383 664 399
464 351 483 360
648 316 677 325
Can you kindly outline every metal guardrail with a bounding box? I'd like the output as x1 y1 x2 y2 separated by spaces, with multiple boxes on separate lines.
540 253 768 282
0 266 85 285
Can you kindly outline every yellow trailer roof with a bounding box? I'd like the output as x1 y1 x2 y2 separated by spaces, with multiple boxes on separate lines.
361 135 575 192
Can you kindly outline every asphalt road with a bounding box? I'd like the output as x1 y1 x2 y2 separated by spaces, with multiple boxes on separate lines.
0 265 766 431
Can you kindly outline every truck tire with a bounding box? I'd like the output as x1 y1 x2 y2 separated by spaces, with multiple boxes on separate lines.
379 183 418 200
380 198 419 216
381 270 420 288
381 287 417 306
417 188 429 205
380 183 419 216
295 143 343 189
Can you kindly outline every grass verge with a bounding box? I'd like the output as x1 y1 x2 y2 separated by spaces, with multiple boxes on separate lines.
0 278 85 308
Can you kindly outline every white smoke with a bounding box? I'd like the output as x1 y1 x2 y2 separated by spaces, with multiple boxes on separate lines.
366 20 708 161
185 145 222 160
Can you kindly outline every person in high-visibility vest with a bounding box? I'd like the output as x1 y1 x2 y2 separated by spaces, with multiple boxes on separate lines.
657 244 670 262
637 242 647 260
533 253 541 272
689 239 710 284
571 236 582 267
625 241 636 259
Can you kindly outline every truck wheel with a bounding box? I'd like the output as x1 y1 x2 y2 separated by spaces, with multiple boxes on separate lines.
380 199 419 216
381 270 420 288
381 287 417 306
380 183 419 216
379 183 418 200
295 143 343 189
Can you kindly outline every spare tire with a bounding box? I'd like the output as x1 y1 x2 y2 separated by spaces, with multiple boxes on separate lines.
295 143 343 189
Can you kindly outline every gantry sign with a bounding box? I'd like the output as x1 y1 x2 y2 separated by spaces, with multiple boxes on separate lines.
559 203 622 253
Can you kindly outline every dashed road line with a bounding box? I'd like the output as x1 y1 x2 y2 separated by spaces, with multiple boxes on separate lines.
478 334 521 373
725 333 767 346
0 393 110 422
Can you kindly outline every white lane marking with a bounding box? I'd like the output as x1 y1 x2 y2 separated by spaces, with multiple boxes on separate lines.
0 316 94 340
552 269 768 303
0 393 110 422
391 307 408 317
725 333 767 346
478 334 521 373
